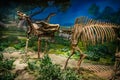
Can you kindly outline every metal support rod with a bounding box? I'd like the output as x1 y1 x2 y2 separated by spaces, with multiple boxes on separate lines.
25 38 29 55
38 38 41 58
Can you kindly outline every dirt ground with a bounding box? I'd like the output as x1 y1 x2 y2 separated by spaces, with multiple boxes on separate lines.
3 51 114 80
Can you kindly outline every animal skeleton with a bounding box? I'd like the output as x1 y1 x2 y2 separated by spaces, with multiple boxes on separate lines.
64 16 119 70
17 11 59 58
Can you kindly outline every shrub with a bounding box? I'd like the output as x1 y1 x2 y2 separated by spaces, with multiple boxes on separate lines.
3 47 17 53
6 36 18 43
0 53 16 80
62 68 81 80
85 44 115 64
27 54 82 80
86 45 110 60
0 59 15 70
37 55 61 80
99 57 113 65
14 40 26 50
85 51 100 61
0 53 3 60
28 61 38 71
0 36 19 51
55 36 70 46
0 70 16 80
0 42 9 51
32 46 38 51
28 37 37 47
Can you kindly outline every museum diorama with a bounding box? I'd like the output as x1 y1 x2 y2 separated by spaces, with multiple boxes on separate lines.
0 0 120 80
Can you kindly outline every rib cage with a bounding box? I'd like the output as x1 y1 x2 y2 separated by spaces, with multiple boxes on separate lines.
64 17 119 69
74 16 119 45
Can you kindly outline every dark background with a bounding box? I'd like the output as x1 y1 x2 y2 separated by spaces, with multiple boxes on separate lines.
0 0 120 26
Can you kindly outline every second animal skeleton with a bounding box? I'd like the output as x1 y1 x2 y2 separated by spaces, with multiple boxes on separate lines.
64 16 119 69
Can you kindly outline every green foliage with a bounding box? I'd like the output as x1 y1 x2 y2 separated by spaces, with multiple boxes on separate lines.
32 46 38 51
0 37 10 51
0 36 19 51
61 47 70 52
55 36 70 47
37 55 61 80
14 45 22 50
0 0 71 21
28 38 50 52
0 70 16 80
0 59 15 70
6 36 18 42
28 37 37 47
99 57 113 65
0 42 9 51
31 35 71 52
88 3 100 17
0 53 3 60
14 39 26 50
60 47 71 57
28 60 39 71
88 4 120 24
85 43 115 64
61 68 81 80
3 47 17 53
0 52 16 80
0 31 71 52
85 51 99 61
27 54 82 80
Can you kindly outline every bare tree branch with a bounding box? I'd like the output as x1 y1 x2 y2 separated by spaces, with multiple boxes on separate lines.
30 7 45 18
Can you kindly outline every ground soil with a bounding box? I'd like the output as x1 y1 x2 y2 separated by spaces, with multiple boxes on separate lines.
3 51 114 80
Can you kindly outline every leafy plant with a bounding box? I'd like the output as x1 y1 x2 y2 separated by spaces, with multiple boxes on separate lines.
62 68 81 80
6 36 18 43
32 46 38 51
0 59 15 70
14 40 26 50
85 43 115 64
37 55 61 80
27 54 82 80
55 36 70 46
0 70 16 80
0 36 19 51
0 53 16 80
3 47 17 53
28 61 38 71
99 57 113 65
28 37 37 47
0 53 3 60
0 42 9 51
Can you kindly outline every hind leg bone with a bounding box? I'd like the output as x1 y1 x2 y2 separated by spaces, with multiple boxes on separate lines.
74 46 87 70
64 49 75 69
